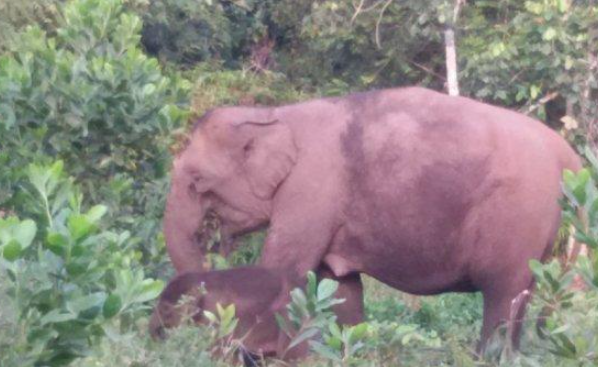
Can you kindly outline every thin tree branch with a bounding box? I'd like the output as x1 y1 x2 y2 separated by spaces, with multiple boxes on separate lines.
522 91 560 115
445 0 465 96
375 0 394 48
407 59 446 81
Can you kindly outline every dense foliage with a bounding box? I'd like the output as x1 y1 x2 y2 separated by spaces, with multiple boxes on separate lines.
0 162 163 366
0 0 596 366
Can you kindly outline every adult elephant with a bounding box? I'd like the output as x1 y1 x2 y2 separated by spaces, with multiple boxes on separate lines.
164 87 580 348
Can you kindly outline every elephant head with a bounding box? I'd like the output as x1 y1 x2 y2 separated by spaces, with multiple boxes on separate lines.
164 107 297 273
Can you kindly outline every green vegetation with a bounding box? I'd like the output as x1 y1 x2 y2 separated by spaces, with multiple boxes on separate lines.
0 0 597 366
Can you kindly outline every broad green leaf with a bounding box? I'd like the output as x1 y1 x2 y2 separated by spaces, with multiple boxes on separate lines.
2 240 22 261
529 259 544 278
349 322 369 343
103 294 122 319
133 279 164 304
290 288 308 308
326 335 343 350
203 310 217 323
317 279 339 302
86 205 107 223
68 215 94 241
67 292 107 314
287 327 319 351
13 219 37 249
66 262 87 276
40 310 77 325
328 322 342 339
46 232 68 255
219 303 236 326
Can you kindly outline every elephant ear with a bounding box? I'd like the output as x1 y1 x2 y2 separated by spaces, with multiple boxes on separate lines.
236 119 297 200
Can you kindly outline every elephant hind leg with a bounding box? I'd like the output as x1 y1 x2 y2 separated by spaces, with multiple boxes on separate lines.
478 280 534 354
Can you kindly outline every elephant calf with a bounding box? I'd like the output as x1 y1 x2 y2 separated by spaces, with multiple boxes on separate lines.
150 267 283 362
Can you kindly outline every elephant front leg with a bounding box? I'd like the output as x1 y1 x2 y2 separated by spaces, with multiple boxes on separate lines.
259 213 340 359
317 264 364 326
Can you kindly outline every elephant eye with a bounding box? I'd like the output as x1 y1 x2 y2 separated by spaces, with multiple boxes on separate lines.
243 139 255 155
187 170 204 182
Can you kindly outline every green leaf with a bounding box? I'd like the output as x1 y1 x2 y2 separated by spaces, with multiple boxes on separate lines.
103 294 122 319
306 271 317 297
310 341 341 361
585 146 598 173
529 259 544 278
2 240 22 261
326 335 343 351
133 280 164 304
68 215 94 241
275 313 291 336
86 205 107 223
349 322 369 343
317 279 339 302
290 288 308 309
46 232 68 255
204 310 217 323
67 292 107 314
328 322 342 339
287 327 319 351
14 219 37 249
40 310 77 325
66 261 87 276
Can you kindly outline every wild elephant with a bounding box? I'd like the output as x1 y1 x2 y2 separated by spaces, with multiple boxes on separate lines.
163 87 581 349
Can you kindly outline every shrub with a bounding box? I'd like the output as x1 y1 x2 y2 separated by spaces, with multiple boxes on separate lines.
0 161 163 367
0 0 190 274
139 0 264 67
526 147 598 365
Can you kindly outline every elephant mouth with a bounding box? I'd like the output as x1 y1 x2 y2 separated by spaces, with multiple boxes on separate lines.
199 209 267 259
201 210 225 253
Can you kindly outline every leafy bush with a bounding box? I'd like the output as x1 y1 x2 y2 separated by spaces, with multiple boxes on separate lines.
0 162 163 367
0 0 190 274
459 0 598 136
525 148 598 365
139 0 268 67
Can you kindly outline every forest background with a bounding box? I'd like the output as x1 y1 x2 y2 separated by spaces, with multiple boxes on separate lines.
0 0 597 366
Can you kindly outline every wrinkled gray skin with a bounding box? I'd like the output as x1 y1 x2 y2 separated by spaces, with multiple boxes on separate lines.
164 87 581 349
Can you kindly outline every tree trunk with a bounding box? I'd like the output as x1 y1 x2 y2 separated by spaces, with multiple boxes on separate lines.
444 27 459 96
444 0 464 96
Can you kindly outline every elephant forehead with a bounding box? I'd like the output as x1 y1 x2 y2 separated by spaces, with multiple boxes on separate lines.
181 137 234 170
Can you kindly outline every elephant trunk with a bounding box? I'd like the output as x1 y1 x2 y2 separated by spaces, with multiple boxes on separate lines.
164 161 207 273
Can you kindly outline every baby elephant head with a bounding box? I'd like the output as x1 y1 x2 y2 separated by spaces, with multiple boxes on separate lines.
149 267 283 341
149 273 206 339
